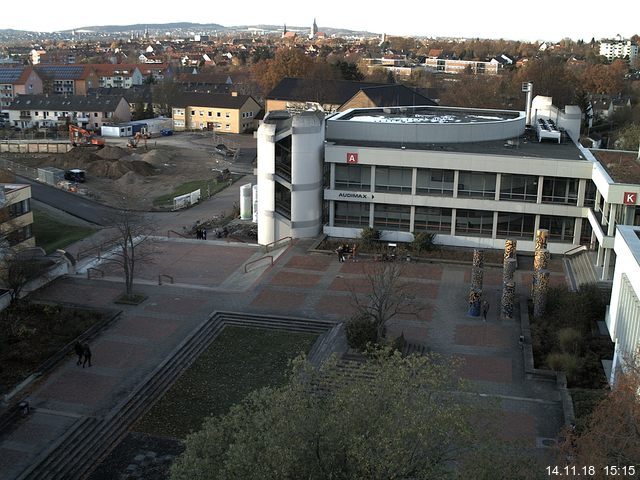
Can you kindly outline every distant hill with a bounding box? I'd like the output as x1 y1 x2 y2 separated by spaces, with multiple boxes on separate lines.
66 22 226 33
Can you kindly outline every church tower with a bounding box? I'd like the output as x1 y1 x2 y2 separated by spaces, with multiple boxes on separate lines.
310 18 318 39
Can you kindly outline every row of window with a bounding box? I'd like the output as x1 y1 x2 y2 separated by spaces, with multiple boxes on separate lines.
333 202 577 242
333 165 595 206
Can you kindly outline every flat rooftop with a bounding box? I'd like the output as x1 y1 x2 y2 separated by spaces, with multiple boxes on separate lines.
338 106 520 124
327 129 587 162
590 150 640 184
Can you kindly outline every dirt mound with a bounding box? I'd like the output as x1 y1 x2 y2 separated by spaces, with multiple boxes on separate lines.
140 149 174 167
130 161 155 176
114 170 145 186
96 145 128 160
82 159 156 179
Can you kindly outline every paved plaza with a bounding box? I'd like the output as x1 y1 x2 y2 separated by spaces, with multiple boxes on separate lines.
0 235 568 478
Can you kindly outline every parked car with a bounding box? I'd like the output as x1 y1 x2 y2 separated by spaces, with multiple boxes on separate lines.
214 144 234 157
64 169 86 183
160 128 173 136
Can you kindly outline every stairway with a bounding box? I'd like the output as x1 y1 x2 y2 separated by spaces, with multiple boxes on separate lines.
564 251 598 291
18 312 334 480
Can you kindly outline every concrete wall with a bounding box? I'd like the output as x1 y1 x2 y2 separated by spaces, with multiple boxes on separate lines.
0 141 72 153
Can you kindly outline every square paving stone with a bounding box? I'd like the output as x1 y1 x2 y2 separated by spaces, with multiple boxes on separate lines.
457 354 513 383
91 340 152 370
285 255 332 271
34 371 121 407
269 271 322 288
454 324 511 348
108 315 181 341
249 288 307 312
314 294 358 318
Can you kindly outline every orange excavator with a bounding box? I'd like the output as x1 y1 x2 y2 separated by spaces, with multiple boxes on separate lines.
69 125 105 148
127 132 148 150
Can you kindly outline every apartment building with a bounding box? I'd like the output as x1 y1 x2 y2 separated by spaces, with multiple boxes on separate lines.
0 66 43 109
171 92 261 133
92 64 144 89
7 94 131 130
599 37 638 62
33 65 99 95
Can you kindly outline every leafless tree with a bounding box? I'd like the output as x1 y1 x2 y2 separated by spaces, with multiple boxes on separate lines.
104 199 156 299
350 261 421 340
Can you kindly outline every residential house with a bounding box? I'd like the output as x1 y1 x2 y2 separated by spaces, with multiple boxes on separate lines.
92 64 144 88
423 56 500 74
138 63 172 82
0 183 34 250
33 65 99 95
0 66 43 109
266 78 436 114
171 92 261 133
7 94 131 130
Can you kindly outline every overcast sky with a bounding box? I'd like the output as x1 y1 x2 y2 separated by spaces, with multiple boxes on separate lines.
5 0 639 42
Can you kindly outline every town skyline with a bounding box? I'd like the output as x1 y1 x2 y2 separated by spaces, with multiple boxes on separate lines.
4 0 639 42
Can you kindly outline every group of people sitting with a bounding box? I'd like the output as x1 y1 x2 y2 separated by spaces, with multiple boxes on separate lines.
335 243 358 262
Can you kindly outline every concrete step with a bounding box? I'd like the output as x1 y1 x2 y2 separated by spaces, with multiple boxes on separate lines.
20 312 335 480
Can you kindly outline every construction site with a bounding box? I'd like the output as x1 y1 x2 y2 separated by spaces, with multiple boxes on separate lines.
0 130 256 211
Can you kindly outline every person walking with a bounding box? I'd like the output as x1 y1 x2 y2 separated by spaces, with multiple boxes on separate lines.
481 300 489 321
336 245 344 262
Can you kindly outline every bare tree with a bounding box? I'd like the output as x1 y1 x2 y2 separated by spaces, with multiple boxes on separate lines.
104 202 155 300
350 261 421 340
0 247 44 304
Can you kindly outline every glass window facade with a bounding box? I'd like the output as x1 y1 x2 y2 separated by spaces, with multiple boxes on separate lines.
458 171 496 198
542 177 578 205
335 164 371 191
373 204 411 231
455 209 493 236
500 174 538 202
374 167 412 194
496 212 535 239
416 168 454 196
584 181 597 208
274 182 291 220
334 201 370 227
414 207 452 233
539 215 575 242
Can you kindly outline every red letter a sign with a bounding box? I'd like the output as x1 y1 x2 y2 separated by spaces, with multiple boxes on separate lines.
346 152 358 164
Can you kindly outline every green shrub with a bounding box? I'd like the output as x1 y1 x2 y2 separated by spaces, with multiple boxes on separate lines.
359 227 381 249
557 327 583 355
411 232 437 253
547 352 581 381
345 313 378 351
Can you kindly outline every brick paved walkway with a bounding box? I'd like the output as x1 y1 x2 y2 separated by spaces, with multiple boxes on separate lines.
0 238 568 478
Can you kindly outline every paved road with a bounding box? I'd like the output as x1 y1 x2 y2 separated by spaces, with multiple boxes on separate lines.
17 175 118 226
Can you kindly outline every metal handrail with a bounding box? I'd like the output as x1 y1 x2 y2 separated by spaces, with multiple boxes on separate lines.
264 236 292 253
158 274 174 285
244 255 273 273
167 229 187 238
563 245 587 258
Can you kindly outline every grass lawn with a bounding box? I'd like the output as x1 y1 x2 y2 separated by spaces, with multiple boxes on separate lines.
152 174 244 207
134 326 318 439
0 304 106 394
32 207 97 254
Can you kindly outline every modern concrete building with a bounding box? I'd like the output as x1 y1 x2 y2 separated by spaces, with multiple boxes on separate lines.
256 110 325 246
606 225 640 383
256 99 640 283
0 183 35 251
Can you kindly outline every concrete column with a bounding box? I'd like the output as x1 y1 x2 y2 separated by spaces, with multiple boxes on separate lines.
596 244 604 266
450 209 457 236
607 203 617 236
590 230 597 250
595 189 601 211
577 179 586 207
369 202 375 227
537 175 544 203
329 200 335 227
370 165 375 193
602 201 609 226
494 173 501 201
411 167 417 196
492 211 498 239
534 214 540 238
453 170 459 198
573 217 583 245
602 248 612 281
409 206 415 234
330 163 335 189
